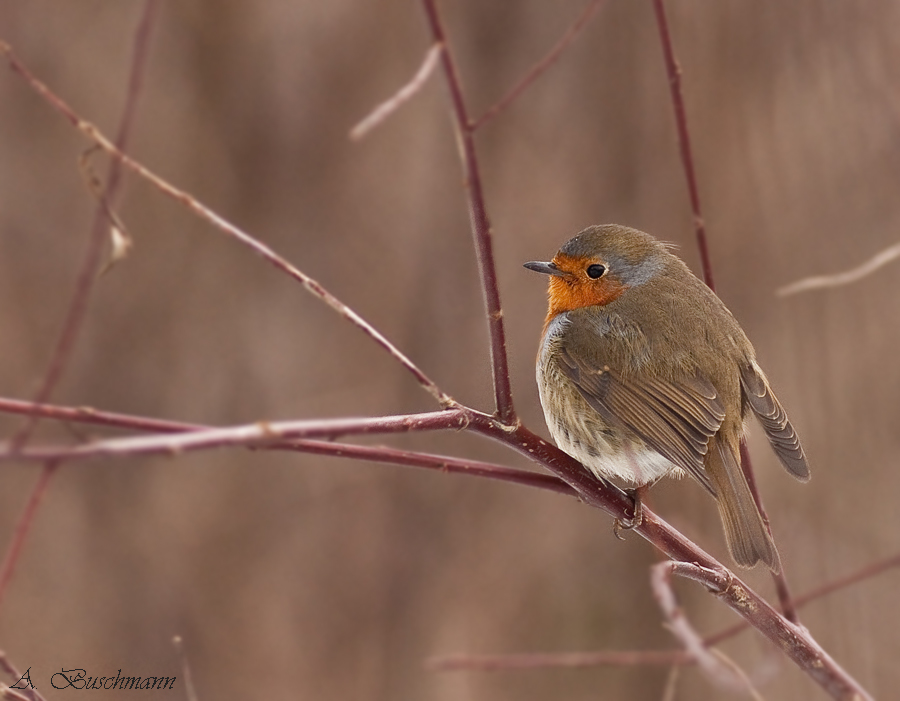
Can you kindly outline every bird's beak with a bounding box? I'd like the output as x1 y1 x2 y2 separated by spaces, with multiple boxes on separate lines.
523 260 567 277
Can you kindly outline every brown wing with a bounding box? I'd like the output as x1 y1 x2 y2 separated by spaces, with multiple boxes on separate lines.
739 362 810 481
558 348 725 496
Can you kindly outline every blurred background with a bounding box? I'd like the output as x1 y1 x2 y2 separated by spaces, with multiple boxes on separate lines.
1 1 898 699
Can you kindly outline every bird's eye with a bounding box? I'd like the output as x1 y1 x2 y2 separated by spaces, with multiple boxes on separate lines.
586 264 606 279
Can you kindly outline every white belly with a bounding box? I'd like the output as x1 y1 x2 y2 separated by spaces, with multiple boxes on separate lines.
537 349 682 486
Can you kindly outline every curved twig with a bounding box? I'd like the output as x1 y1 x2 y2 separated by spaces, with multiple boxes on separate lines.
0 41 449 409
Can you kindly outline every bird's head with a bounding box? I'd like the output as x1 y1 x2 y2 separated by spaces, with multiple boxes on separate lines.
524 224 669 320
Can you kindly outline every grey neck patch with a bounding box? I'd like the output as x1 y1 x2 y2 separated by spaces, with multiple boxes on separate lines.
607 254 663 288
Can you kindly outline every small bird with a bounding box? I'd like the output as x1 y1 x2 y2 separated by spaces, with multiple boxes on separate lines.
525 224 810 571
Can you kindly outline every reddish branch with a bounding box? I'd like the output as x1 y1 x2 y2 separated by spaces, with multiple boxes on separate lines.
0 399 572 495
471 0 608 129
421 0 516 424
650 0 712 288
0 0 159 615
9 0 160 451
0 463 57 614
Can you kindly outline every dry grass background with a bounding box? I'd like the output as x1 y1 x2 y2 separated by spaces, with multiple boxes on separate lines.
1 1 899 699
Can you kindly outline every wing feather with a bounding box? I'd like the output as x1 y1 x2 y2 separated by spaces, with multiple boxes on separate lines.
739 362 810 481
559 348 723 496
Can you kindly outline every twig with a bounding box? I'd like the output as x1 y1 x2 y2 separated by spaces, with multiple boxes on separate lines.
706 549 900 648
172 636 199 701
471 0 608 130
0 410 475 463
0 41 450 408
421 0 516 424
778 240 900 296
0 398 573 494
0 463 58 613
660 665 681 701
708 649 766 701
8 0 159 452
0 0 159 617
650 0 712 289
350 43 442 140
281 439 574 494
651 561 756 694
740 442 798 623
428 649 692 671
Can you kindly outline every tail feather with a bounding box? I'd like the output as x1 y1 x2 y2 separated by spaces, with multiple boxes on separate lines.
707 438 781 572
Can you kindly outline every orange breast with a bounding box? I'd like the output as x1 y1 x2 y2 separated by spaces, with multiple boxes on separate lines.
545 274 626 323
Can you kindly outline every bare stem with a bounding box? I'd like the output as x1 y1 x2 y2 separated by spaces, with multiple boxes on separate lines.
420 0 516 424
0 42 449 408
9 0 159 451
471 0 608 130
0 0 158 617
778 240 900 296
0 399 573 495
0 411 475 463
350 43 442 140
0 464 59 613
651 561 759 694
650 0 712 288
428 649 692 671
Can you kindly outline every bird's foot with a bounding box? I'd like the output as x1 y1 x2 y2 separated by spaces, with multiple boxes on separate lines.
612 486 645 539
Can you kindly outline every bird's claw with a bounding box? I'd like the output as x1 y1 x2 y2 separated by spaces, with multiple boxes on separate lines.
612 487 644 539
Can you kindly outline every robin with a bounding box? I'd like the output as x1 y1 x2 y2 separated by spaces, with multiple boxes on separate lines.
525 224 810 571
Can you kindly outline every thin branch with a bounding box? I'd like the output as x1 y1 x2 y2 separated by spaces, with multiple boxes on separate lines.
0 463 58 613
706 549 900 648
0 42 450 408
420 0 516 424
282 439 574 494
172 637 199 701
651 561 758 694
0 399 573 494
778 240 900 296
350 43 442 140
9 0 159 452
472 0 608 130
0 410 475 464
0 0 158 618
428 649 692 672
661 665 681 701
740 442 798 623
650 0 713 289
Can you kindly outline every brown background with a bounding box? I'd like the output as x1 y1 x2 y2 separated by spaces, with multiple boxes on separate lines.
1 1 898 699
